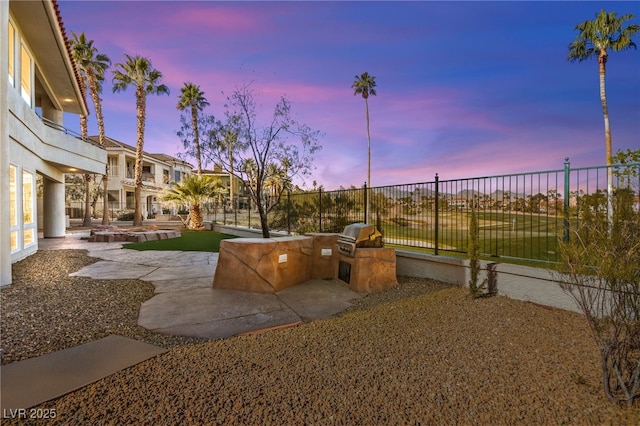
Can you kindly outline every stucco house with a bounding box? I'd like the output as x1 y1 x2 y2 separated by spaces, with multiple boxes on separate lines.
1 0 106 286
202 165 251 210
90 136 193 219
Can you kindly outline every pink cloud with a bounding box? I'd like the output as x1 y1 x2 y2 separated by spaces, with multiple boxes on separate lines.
159 5 262 34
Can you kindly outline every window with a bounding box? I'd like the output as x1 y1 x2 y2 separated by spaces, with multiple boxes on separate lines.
126 191 135 209
9 165 18 252
20 44 32 106
108 156 118 176
22 171 33 224
174 170 181 182
22 170 35 247
8 21 15 85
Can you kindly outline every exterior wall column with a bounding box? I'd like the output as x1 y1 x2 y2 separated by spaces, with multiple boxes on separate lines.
42 178 66 238
1 1 12 286
40 96 64 125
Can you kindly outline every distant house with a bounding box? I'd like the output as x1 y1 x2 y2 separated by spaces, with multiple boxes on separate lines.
448 198 468 209
82 136 193 219
202 164 251 210
1 0 106 286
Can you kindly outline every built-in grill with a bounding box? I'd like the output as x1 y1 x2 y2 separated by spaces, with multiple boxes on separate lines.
336 223 383 257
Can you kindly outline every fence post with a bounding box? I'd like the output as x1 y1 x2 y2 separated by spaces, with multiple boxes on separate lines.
434 173 439 255
563 157 570 243
223 197 227 225
363 182 368 223
318 188 322 232
287 190 291 235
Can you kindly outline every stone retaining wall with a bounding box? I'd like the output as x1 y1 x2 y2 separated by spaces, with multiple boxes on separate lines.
87 226 181 243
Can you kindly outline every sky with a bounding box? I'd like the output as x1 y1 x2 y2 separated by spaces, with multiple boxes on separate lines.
57 0 640 191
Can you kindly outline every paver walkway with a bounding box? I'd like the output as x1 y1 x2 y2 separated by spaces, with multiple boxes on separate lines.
1 336 166 412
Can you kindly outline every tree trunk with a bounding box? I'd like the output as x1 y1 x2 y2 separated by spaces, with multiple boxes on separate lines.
133 89 146 226
365 98 371 224
257 201 269 238
192 105 202 174
82 174 92 226
80 115 88 140
134 186 142 225
80 112 91 227
102 172 109 225
229 147 234 211
88 72 110 226
190 203 204 230
598 50 614 228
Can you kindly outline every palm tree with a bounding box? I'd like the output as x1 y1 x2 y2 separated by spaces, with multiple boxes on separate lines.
69 31 111 225
112 55 169 226
568 9 639 223
264 163 290 198
177 82 209 174
224 129 238 210
69 35 92 227
162 174 223 230
352 72 377 223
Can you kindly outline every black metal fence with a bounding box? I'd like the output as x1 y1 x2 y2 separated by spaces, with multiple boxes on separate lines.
66 159 639 264
217 159 639 264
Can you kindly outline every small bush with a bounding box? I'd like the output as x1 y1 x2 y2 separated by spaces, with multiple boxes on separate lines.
556 187 639 407
468 207 486 298
117 212 136 221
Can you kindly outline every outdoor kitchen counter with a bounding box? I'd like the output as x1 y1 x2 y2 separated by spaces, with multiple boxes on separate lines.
212 235 338 293
335 247 398 294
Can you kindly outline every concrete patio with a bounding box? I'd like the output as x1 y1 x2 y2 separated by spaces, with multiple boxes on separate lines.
38 233 364 339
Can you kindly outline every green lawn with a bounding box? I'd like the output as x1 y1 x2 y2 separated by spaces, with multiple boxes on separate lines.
123 230 237 252
380 211 572 264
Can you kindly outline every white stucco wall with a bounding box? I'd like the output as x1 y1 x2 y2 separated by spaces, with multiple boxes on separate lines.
395 250 581 313
7 88 106 176
1 1 11 286
2 4 106 286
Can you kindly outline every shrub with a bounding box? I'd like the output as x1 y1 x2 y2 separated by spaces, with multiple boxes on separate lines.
117 212 136 221
468 207 486 298
556 187 639 407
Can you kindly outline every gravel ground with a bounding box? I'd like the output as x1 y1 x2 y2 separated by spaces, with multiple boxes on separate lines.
2 249 638 424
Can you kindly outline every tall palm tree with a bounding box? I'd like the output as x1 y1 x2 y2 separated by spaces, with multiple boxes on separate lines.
568 9 639 222
224 129 238 210
162 174 223 230
69 35 92 227
112 54 169 226
69 31 111 225
352 72 377 223
177 82 209 174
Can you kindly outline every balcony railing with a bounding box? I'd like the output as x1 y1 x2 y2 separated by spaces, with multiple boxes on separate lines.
41 116 85 140
125 168 156 183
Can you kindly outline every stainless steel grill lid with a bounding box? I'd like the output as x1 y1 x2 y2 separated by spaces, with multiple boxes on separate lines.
337 223 383 256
